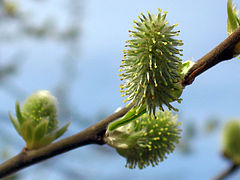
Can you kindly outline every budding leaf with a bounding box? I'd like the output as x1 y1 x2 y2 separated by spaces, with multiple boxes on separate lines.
108 104 146 131
227 0 240 56
33 119 48 142
54 120 71 139
227 0 240 36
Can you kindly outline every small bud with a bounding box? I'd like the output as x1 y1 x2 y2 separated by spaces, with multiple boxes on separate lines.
3 1 17 16
9 90 71 149
105 110 182 169
227 0 240 56
227 0 240 36
222 120 240 164
181 60 195 75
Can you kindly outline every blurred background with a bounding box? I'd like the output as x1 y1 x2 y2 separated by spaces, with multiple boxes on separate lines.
0 0 240 179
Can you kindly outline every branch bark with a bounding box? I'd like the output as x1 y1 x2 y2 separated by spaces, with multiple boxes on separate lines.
0 27 240 178
0 104 133 178
182 26 240 86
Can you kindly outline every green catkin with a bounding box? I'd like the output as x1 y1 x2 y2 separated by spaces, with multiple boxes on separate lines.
120 9 184 115
222 120 240 164
22 90 58 133
105 110 182 169
9 90 70 149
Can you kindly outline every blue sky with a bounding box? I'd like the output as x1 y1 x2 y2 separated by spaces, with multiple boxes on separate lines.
3 0 238 121
76 0 240 121
1 0 240 179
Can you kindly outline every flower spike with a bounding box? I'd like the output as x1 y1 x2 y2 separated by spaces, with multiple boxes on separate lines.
120 10 184 115
105 110 181 169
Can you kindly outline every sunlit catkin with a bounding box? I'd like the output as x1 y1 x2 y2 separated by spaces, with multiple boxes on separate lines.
105 110 182 169
119 9 184 115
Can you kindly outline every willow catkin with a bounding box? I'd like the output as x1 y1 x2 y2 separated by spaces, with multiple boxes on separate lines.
119 9 184 115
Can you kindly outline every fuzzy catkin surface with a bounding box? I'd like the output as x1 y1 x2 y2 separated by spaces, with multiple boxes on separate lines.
119 9 184 115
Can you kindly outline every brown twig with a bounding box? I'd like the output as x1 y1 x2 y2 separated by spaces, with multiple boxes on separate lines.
182 26 240 86
0 104 133 178
0 27 240 178
213 163 239 180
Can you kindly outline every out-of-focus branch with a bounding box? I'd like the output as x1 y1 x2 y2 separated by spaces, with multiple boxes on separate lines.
213 163 239 180
182 26 240 86
0 27 240 179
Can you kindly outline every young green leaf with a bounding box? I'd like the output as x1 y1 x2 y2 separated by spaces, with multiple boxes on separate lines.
227 0 240 36
9 113 21 135
33 119 49 142
108 105 146 131
16 101 24 124
54 120 71 139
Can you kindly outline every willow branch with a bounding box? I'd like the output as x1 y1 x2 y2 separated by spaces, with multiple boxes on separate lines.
0 27 240 178
183 26 240 86
0 103 133 178
213 163 239 180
